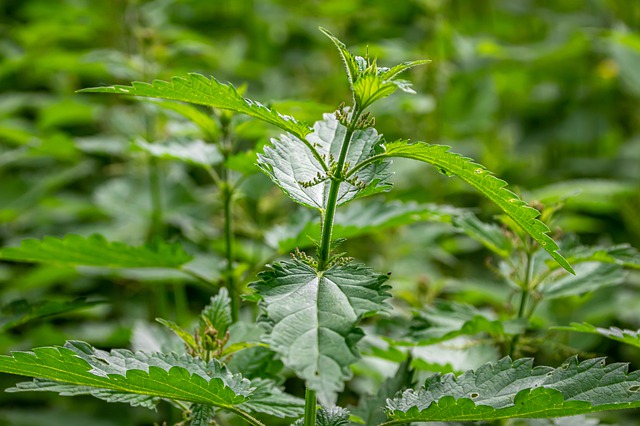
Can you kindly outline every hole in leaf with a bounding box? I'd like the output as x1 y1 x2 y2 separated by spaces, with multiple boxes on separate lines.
469 392 479 399
629 385 640 393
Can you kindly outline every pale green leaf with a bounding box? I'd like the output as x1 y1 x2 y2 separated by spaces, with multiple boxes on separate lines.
150 100 220 140
319 28 361 88
251 259 390 402
0 298 104 332
201 288 233 336
79 73 311 140
539 262 625 299
0 234 193 269
386 356 640 421
0 341 251 408
134 138 223 168
8 378 159 409
258 114 391 210
554 322 640 348
548 244 640 270
379 141 574 274
156 318 198 352
237 378 305 418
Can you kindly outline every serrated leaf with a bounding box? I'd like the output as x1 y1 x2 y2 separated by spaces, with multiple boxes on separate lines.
379 141 574 274
387 356 640 421
258 114 391 210
134 138 223 168
79 73 311 139
251 259 390 402
351 358 414 426
8 378 159 409
452 213 513 259
238 378 305 418
0 341 251 409
201 288 233 336
0 234 193 269
0 298 104 332
292 406 351 426
156 318 198 352
554 322 640 348
539 262 625 299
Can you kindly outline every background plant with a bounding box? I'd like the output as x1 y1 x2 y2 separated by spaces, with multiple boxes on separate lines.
1 1 640 425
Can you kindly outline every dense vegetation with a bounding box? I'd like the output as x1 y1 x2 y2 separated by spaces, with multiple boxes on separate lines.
0 1 639 425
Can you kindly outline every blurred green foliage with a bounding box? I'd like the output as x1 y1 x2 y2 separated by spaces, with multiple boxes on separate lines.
1 0 639 424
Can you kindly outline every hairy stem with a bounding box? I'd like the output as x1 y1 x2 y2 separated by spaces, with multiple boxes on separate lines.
509 250 534 357
304 388 317 426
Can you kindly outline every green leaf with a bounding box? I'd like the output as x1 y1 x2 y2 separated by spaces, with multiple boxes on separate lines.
0 298 104 332
251 259 390 402
319 28 429 110
189 404 216 426
237 378 305 418
258 114 391 210
538 262 625 299
379 141 574 274
554 322 640 349
0 341 251 409
150 100 220 141
351 358 414 426
0 234 193 269
134 138 223 168
201 288 233 336
548 244 640 270
292 406 351 426
452 213 513 259
156 318 198 352
405 301 521 346
79 73 311 140
386 356 640 422
8 378 159 409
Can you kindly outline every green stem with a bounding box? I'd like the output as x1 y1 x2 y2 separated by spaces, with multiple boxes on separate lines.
509 250 534 357
148 147 164 245
317 111 361 270
304 388 317 426
225 407 265 426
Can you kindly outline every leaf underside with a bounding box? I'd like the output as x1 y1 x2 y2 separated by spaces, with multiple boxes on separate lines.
0 234 193 269
134 138 223 168
0 298 103 332
79 73 311 140
387 356 640 421
258 114 391 210
382 141 574 274
251 259 390 402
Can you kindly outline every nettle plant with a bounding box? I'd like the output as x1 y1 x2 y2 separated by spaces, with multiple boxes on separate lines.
2 29 640 426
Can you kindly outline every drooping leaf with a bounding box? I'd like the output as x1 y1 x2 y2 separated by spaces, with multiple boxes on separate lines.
351 358 414 426
251 259 390 402
0 298 104 332
538 262 625 299
258 114 391 210
237 378 305 418
378 141 574 274
386 356 640 421
134 138 223 168
79 73 311 140
8 378 159 409
0 234 193 269
554 322 640 349
0 341 251 409
292 406 351 426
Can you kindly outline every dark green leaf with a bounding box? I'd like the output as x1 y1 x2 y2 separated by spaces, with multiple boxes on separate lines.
387 356 640 421
539 262 625 299
0 298 104 332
